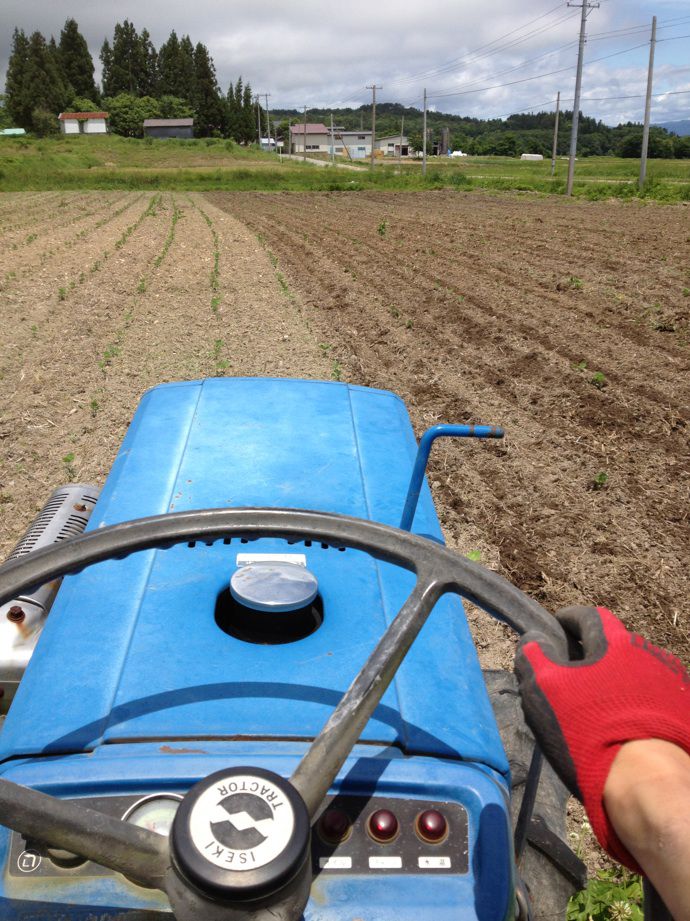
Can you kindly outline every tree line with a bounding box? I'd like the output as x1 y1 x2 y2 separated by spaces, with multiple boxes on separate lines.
3 19 259 141
273 102 690 159
4 21 688 157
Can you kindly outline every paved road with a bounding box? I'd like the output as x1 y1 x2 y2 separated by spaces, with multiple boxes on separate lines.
280 154 364 172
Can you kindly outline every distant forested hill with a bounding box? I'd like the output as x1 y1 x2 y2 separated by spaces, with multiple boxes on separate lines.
273 102 690 157
656 119 690 137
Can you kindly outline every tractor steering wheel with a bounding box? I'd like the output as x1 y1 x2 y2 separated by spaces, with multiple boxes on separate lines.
0 508 565 921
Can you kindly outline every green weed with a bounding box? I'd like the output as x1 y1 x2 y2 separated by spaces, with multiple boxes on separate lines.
466 550 482 562
62 452 77 480
331 360 342 381
89 398 100 417
574 359 588 371
212 338 230 375
568 867 642 921
57 286 67 301
30 324 38 338
683 288 689 297
98 344 120 371
276 272 291 297
591 371 607 389
153 198 181 268
137 278 146 293
377 219 388 237
591 471 609 491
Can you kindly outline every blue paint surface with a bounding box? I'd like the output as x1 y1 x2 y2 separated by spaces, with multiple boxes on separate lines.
0 379 513 919
0 742 512 920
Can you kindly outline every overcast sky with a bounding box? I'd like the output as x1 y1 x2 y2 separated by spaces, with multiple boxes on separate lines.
2 0 689 126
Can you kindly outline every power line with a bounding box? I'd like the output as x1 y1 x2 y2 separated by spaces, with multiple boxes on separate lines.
384 5 579 91
427 39 648 100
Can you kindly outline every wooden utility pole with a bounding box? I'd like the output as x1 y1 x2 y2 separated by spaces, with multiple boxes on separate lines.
330 113 335 165
422 88 428 177
287 119 291 156
303 105 308 162
566 0 599 196
398 114 405 172
263 93 272 150
639 16 657 190
366 84 382 169
551 91 561 176
255 97 261 146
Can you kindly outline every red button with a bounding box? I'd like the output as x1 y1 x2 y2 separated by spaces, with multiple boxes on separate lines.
368 809 399 842
416 809 447 842
319 808 351 843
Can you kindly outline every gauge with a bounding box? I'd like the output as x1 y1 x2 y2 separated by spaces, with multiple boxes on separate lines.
123 794 182 837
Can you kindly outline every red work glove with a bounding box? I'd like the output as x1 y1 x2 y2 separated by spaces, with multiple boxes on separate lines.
515 605 690 872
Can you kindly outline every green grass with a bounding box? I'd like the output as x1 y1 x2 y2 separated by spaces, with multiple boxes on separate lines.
0 136 688 201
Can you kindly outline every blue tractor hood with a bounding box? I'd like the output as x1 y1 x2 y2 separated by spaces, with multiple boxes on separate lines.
0 379 507 776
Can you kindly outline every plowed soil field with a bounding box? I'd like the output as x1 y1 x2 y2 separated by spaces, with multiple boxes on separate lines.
1 189 688 669
206 190 690 662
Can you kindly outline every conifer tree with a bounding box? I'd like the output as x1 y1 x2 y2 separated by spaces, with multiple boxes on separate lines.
58 19 97 101
22 31 69 129
242 81 257 144
192 42 225 136
179 36 197 103
100 39 114 96
5 28 31 127
157 31 183 98
225 77 243 140
102 20 140 96
137 29 158 97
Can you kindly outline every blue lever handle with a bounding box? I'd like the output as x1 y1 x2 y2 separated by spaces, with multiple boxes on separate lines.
399 423 504 532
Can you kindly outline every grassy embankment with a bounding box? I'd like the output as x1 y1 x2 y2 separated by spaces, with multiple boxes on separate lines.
1 134 688 201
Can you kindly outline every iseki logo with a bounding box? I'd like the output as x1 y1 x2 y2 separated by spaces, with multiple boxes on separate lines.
189 774 294 871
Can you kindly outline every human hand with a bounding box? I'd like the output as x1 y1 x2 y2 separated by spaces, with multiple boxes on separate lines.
515 605 690 869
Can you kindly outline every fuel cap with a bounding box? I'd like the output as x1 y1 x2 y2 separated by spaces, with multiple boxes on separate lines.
171 767 310 902
230 562 318 613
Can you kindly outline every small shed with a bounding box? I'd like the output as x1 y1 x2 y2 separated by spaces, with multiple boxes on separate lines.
1 128 27 137
143 118 194 140
376 134 411 157
58 112 109 135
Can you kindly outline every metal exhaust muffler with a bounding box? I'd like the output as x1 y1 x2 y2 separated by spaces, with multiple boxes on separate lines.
0 484 100 707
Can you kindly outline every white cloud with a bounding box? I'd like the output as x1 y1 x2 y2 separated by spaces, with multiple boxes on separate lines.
1 0 688 125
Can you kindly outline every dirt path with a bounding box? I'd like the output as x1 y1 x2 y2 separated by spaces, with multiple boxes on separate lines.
0 192 330 559
206 190 690 664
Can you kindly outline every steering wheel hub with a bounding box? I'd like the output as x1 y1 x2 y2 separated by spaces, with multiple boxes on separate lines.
171 767 310 902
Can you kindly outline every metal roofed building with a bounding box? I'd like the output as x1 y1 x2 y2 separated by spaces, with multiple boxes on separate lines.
376 134 413 157
290 123 372 158
58 112 109 135
143 118 194 139
289 123 329 154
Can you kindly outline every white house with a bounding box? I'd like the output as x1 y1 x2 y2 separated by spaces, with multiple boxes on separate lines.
337 129 372 159
289 123 372 159
58 112 109 135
